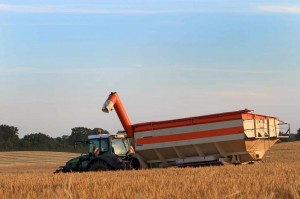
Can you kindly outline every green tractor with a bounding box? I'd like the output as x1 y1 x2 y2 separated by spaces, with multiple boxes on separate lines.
55 132 140 173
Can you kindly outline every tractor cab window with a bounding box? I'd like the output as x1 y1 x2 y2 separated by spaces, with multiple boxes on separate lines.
89 138 109 154
100 138 109 152
111 138 130 156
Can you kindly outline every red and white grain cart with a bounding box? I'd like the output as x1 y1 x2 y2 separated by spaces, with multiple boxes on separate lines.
102 92 289 168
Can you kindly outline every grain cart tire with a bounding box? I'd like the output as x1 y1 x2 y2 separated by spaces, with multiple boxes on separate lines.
88 161 112 171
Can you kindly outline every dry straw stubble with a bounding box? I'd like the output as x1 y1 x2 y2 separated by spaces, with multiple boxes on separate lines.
0 141 299 199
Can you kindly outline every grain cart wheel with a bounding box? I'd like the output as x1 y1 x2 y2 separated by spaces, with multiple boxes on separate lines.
88 161 112 171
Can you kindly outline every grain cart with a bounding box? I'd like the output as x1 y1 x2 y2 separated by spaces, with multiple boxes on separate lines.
102 92 289 168
54 132 140 173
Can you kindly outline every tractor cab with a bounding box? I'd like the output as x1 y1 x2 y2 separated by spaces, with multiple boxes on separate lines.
87 133 130 157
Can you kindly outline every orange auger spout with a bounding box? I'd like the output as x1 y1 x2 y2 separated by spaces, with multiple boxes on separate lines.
102 92 133 138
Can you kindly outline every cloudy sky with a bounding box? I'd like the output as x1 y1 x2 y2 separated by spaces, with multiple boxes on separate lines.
0 0 299 137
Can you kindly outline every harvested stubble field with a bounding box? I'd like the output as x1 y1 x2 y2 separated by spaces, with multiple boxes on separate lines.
0 142 299 199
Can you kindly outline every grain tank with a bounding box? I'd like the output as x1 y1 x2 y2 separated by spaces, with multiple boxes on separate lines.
102 92 289 168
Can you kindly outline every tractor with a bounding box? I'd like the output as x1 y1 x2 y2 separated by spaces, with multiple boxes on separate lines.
54 131 140 173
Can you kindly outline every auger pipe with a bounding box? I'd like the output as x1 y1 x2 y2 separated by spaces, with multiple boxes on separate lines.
102 92 133 138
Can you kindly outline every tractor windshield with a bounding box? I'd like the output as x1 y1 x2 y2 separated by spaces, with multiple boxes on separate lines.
111 138 130 156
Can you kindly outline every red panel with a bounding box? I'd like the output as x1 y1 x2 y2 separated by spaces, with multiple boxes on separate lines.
133 109 248 133
136 126 244 145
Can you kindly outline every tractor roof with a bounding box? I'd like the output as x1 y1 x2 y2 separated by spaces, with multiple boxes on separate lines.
88 134 110 139
88 133 127 140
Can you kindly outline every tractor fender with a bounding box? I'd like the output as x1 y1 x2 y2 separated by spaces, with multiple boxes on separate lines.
126 153 141 169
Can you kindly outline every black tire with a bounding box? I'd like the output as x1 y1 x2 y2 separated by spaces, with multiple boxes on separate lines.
88 161 112 172
131 157 140 170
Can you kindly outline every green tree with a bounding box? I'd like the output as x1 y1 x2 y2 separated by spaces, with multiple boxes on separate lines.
67 127 94 145
54 137 73 152
22 133 55 150
296 128 300 141
0 125 109 152
20 133 73 151
0 125 20 151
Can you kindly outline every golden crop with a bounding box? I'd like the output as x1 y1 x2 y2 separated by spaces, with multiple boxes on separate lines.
0 141 299 199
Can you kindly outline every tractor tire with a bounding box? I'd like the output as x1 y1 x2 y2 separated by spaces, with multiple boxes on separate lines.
131 157 140 170
88 161 112 172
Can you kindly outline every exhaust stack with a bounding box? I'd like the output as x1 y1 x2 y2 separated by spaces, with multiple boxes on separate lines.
102 92 133 138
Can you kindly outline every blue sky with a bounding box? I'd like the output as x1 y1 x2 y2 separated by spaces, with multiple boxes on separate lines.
0 0 299 137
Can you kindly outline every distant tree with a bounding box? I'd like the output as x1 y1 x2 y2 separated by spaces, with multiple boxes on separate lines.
20 133 73 151
296 128 300 141
22 133 55 150
0 125 110 152
54 137 73 152
0 125 20 151
67 127 94 145
61 135 69 140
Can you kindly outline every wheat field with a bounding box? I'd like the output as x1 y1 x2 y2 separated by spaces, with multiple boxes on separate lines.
0 141 299 199
0 151 80 174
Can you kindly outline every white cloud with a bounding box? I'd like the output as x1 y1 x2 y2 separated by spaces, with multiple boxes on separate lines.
258 5 300 14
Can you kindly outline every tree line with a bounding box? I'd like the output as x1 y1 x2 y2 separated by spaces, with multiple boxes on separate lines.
0 124 109 152
0 124 300 152
287 130 300 142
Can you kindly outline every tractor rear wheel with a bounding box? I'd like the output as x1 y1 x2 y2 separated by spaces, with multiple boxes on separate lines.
88 161 112 171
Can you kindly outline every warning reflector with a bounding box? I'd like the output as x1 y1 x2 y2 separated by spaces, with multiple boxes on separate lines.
94 147 100 155
130 146 135 153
